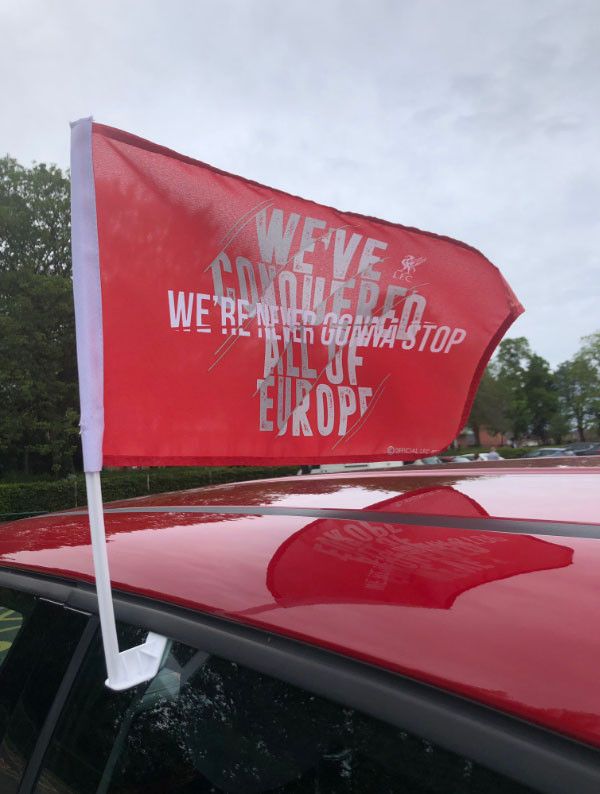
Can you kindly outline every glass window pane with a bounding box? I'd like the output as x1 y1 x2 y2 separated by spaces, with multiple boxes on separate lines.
36 624 534 794
0 605 25 666
0 587 88 793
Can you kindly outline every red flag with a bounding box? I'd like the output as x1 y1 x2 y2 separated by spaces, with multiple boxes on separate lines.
71 119 523 470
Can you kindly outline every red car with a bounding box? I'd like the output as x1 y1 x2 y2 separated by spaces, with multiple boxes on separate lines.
0 460 599 793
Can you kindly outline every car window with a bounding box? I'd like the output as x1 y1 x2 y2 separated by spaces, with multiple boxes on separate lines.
35 623 534 794
0 600 26 667
0 586 89 793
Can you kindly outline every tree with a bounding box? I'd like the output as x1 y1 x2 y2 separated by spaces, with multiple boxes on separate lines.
581 332 600 370
523 354 558 443
495 337 532 377
580 332 600 437
467 333 600 448
0 157 71 275
547 411 571 444
492 337 532 440
0 157 78 476
555 353 600 441
468 369 508 446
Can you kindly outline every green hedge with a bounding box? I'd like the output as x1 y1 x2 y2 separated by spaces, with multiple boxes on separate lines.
0 449 536 521
0 466 297 522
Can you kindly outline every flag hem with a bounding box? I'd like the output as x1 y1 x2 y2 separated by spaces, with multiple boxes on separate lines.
71 117 104 472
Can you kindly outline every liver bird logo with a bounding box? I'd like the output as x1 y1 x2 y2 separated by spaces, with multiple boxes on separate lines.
394 255 426 283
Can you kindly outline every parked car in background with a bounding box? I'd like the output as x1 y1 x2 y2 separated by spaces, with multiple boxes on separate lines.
575 443 600 456
299 460 405 475
522 447 576 458
0 459 599 792
476 451 504 461
565 442 600 456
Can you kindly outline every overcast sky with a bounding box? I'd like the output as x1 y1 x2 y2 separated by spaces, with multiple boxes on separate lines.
2 0 598 366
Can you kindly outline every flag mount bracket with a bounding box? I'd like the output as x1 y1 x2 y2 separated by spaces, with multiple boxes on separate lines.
105 632 169 691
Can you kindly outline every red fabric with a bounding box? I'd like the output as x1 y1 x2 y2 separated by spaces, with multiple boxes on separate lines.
90 123 523 466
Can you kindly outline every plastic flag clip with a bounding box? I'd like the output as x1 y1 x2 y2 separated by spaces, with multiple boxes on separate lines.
105 632 169 691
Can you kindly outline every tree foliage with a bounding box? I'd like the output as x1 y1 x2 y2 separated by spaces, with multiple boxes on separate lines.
557 334 600 439
0 157 71 275
555 356 597 440
581 332 600 369
468 370 508 446
470 334 600 445
0 157 79 476
523 354 558 444
489 337 532 439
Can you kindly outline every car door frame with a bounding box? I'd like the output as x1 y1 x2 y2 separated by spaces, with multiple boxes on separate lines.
1 566 599 794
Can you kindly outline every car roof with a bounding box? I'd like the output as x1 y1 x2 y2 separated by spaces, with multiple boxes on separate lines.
1 458 600 747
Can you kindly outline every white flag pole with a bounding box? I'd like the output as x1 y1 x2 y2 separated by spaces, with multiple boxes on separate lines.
85 472 120 682
71 118 167 690
85 473 168 690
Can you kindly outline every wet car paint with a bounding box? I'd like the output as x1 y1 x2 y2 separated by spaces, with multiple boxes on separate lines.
1 465 600 747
